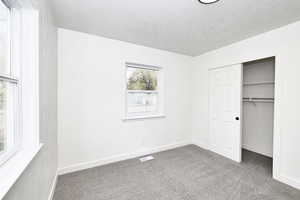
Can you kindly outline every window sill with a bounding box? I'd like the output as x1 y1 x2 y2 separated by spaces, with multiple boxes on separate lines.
123 114 165 121
0 143 43 199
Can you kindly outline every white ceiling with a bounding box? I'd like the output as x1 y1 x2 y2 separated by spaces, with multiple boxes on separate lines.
51 0 300 56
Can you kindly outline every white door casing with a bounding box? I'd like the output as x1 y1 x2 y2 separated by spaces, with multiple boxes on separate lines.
209 64 242 162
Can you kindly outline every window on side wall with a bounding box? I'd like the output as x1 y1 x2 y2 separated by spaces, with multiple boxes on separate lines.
125 63 164 120
0 0 20 165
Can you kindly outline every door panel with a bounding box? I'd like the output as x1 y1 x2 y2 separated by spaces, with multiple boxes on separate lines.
209 64 242 162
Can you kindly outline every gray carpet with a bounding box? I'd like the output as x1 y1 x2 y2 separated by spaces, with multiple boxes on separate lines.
54 145 300 200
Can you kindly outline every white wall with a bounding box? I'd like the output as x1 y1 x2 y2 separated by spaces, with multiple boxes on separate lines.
191 20 300 189
58 29 193 174
3 0 58 199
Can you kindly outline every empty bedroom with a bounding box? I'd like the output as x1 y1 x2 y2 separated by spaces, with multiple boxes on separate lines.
1 0 300 200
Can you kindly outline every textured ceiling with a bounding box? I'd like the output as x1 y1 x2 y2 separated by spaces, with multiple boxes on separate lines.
51 0 300 56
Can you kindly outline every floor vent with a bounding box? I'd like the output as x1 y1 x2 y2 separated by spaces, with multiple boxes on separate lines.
139 155 154 162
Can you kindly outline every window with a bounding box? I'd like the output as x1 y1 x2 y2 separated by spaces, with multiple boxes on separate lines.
0 1 40 197
125 63 164 119
0 1 19 164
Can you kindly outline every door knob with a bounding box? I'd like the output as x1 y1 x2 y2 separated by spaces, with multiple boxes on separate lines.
235 117 239 120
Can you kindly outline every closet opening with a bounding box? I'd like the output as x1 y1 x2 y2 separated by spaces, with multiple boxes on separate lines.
241 57 275 178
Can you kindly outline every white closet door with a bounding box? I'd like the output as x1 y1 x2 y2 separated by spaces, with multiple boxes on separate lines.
209 64 242 162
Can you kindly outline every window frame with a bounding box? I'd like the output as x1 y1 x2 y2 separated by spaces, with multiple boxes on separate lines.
0 1 41 198
124 62 165 120
0 0 21 166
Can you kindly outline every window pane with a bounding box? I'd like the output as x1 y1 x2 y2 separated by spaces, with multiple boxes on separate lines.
127 67 157 90
0 80 16 156
0 81 8 153
0 2 11 75
127 92 158 114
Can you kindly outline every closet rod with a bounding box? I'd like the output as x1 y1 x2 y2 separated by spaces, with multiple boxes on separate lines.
243 97 274 103
243 100 274 103
243 97 274 100
243 81 275 86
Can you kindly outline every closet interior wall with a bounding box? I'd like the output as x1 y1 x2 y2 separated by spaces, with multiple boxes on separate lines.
242 57 275 158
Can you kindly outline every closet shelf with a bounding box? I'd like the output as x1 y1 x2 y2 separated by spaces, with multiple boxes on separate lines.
243 81 275 86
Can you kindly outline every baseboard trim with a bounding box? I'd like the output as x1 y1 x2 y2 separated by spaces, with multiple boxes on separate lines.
192 141 210 150
194 141 300 190
276 174 300 190
58 141 190 175
57 141 300 191
48 171 58 200
242 144 273 158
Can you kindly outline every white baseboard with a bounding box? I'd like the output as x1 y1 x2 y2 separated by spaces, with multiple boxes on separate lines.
192 141 210 150
57 141 300 192
242 144 273 158
48 172 58 200
276 174 300 190
58 141 190 175
194 141 300 190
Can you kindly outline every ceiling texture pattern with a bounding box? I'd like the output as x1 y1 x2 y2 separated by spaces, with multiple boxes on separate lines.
51 0 300 56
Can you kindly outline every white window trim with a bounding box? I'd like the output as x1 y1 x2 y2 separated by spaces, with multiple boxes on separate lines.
0 2 41 199
124 62 165 120
0 1 22 168
0 144 43 199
